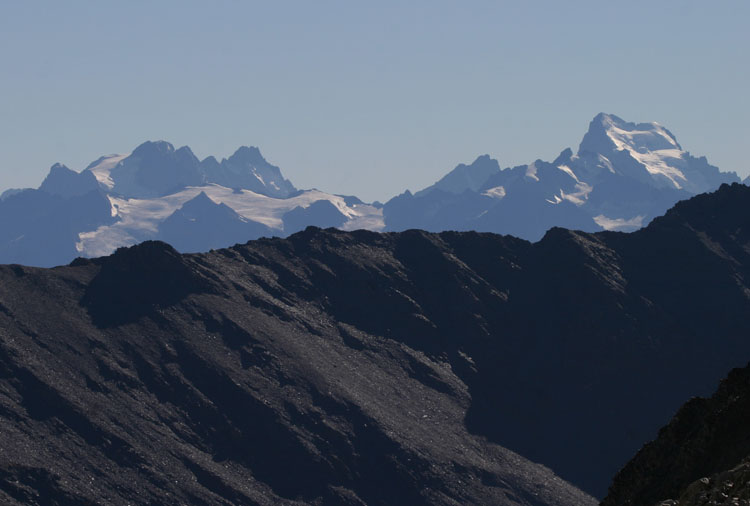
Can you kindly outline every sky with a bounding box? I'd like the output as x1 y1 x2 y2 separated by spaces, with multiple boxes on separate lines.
1 1 748 202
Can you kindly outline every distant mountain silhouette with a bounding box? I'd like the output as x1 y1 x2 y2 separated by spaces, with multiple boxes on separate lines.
200 146 296 198
39 163 100 198
0 113 745 266
0 186 116 266
0 143 384 266
106 141 205 198
282 199 348 234
384 113 740 240
97 141 297 199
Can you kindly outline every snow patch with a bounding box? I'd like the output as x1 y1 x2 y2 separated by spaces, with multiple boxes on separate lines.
602 116 688 189
482 186 506 199
86 153 130 190
525 162 539 182
557 165 580 183
593 214 645 231
75 184 384 257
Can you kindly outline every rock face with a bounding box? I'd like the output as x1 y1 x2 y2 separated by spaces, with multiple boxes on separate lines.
2 184 750 502
602 363 750 506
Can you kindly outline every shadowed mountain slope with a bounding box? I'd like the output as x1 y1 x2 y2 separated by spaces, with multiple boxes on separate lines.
602 362 750 506
2 184 750 502
0 247 593 505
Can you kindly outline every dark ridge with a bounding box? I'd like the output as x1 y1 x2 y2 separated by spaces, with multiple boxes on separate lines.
80 240 214 327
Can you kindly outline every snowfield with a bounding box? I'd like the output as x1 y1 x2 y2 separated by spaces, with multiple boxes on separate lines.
76 184 384 257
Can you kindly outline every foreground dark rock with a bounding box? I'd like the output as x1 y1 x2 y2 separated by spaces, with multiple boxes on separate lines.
0 248 593 504
602 363 750 505
2 183 750 502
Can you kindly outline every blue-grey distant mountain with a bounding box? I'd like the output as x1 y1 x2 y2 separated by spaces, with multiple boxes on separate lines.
103 141 205 198
282 199 348 235
157 191 272 253
0 114 743 266
0 187 115 266
0 143 383 266
94 141 297 200
39 163 101 198
384 113 741 240
0 188 26 201
200 146 296 198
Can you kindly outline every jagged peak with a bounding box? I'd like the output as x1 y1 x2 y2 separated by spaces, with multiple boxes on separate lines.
580 112 682 156
553 148 574 166
48 162 73 174
131 140 176 157
226 145 269 167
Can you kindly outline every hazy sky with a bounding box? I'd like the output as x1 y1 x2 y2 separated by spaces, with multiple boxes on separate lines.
1 1 748 202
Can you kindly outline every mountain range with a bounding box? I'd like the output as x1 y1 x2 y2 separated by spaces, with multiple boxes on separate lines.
2 183 750 503
0 113 744 267
384 113 740 239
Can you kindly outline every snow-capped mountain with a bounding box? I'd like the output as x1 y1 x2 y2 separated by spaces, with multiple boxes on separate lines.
384 113 741 240
86 141 296 199
0 114 743 267
0 142 383 266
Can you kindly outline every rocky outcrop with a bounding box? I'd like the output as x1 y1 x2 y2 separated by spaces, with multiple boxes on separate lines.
603 362 750 505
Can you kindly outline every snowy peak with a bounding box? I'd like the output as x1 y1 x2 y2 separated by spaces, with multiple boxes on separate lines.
226 146 267 167
80 142 297 199
105 140 204 198
131 140 177 158
576 112 737 193
579 113 682 156
202 145 296 198
384 112 739 239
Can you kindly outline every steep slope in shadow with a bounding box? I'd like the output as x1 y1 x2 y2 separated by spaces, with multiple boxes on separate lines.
602 363 750 506
0 240 594 505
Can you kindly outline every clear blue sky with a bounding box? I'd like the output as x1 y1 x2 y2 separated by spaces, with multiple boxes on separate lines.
1 1 748 202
